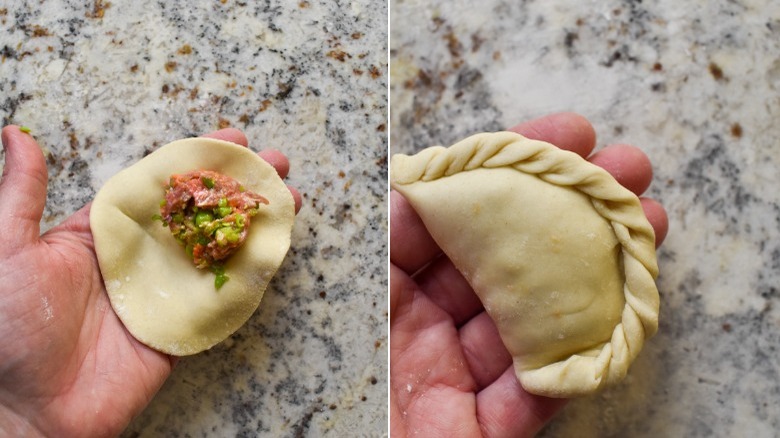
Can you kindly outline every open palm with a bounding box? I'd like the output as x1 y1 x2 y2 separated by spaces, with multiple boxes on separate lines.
0 126 301 437
390 113 669 437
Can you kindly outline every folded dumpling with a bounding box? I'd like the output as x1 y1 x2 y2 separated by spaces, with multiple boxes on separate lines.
90 137 295 356
390 131 659 397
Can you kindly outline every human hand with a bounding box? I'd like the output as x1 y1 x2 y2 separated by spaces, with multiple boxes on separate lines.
390 113 669 437
0 126 302 437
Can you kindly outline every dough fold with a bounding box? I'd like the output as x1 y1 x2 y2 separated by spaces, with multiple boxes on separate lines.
391 131 658 397
90 137 295 356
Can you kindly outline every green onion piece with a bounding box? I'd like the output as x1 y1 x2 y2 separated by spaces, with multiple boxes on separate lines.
216 206 232 218
201 176 215 189
210 264 229 289
19 126 31 133
151 213 162 221
172 213 184 223
218 197 228 208
234 214 245 228
215 228 227 246
225 227 240 243
215 227 240 245
214 272 228 289
195 211 213 227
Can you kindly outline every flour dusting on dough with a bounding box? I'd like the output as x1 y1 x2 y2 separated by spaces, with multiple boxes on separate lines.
106 279 122 293
41 296 53 321
113 301 126 316
107 285 127 316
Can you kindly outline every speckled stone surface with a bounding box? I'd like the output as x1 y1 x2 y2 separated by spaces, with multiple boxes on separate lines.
1 1 387 436
392 0 780 436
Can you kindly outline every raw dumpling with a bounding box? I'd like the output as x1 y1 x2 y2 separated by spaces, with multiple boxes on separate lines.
390 131 659 397
90 137 295 356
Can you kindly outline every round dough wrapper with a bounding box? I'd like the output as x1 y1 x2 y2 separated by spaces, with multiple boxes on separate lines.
390 131 659 397
90 137 295 356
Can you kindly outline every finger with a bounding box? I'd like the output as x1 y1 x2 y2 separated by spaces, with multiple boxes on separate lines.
288 185 302 215
477 368 567 438
200 128 248 147
0 126 48 247
257 149 290 179
588 144 653 195
414 255 483 326
43 202 94 249
459 312 512 390
256 149 301 214
508 112 597 158
390 190 441 275
641 197 668 247
390 263 414 323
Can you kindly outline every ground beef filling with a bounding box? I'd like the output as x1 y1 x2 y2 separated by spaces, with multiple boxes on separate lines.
159 170 269 288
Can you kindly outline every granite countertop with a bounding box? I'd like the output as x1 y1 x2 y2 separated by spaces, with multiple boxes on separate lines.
392 0 780 436
1 1 387 436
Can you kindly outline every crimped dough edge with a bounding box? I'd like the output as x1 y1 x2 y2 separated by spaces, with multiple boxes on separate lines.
391 131 659 397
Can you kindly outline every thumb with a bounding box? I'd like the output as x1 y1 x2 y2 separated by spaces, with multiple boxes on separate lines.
0 126 48 248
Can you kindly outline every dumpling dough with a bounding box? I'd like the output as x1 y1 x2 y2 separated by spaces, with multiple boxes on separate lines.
390 131 659 397
90 137 295 356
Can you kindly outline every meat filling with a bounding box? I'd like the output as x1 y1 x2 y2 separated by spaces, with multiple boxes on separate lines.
159 170 269 288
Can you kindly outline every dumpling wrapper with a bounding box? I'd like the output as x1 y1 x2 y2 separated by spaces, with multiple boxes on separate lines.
90 137 295 356
390 131 659 397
